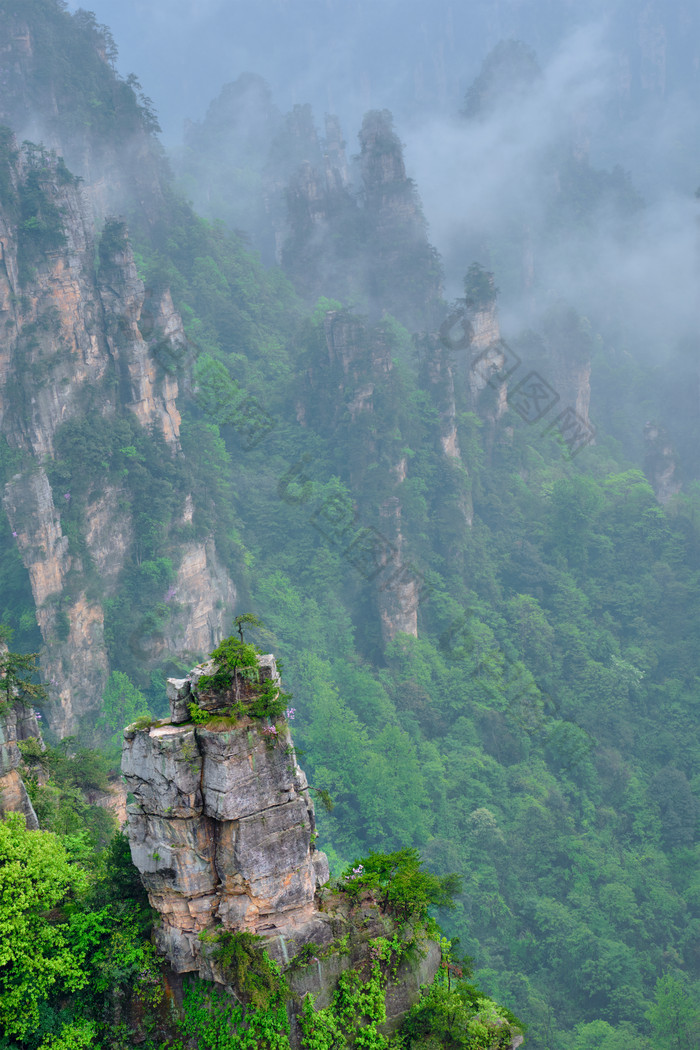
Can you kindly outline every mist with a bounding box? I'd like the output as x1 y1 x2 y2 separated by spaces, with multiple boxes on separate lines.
404 22 700 355
65 0 700 148
56 0 700 450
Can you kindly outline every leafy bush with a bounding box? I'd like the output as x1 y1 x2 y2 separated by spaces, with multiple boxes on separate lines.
400 978 522 1049
193 626 293 723
208 930 289 1012
340 849 461 925
0 647 48 714
196 636 260 695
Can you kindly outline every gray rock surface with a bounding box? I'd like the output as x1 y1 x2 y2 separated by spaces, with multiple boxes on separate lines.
123 655 330 977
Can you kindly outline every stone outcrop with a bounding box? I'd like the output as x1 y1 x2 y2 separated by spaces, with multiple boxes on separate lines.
304 311 421 644
421 333 474 533
123 655 331 977
357 108 442 327
0 700 41 829
277 107 441 328
533 306 592 428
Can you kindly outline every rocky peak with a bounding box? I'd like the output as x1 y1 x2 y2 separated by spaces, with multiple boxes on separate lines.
359 109 408 191
279 116 358 299
281 107 440 327
358 108 431 242
464 300 510 426
461 39 542 121
123 653 331 977
323 114 349 189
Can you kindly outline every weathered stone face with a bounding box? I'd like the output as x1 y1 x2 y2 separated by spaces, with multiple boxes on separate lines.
123 655 331 977
0 700 41 829
122 724 203 818
198 724 306 821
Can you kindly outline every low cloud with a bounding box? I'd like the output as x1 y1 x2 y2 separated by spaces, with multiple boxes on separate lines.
404 21 700 354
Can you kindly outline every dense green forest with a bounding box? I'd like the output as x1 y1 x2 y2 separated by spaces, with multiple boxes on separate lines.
1 2 700 1048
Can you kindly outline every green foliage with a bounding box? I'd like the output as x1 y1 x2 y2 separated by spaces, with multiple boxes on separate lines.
97 671 150 760
234 613 265 641
341 850 461 926
571 1019 652 1050
97 830 149 907
399 977 521 1049
645 974 700 1050
209 930 289 1011
0 648 48 714
37 1019 98 1050
298 935 424 1050
0 798 160 1049
187 700 214 725
179 976 291 1050
462 263 498 311
19 739 118 852
197 636 260 694
298 954 388 1050
0 814 88 1040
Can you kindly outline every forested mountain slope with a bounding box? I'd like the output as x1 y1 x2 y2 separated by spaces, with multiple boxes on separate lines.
0 2 699 1048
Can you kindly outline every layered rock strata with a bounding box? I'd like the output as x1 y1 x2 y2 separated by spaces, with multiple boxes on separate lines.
123 655 331 977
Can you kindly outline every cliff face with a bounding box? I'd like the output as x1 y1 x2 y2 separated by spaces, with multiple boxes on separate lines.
282 135 359 302
304 311 420 643
123 655 331 976
0 700 41 829
465 300 509 423
0 142 235 735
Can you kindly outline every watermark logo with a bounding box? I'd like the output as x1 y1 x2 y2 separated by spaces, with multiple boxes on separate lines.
509 371 560 424
439 304 595 459
471 342 522 389
543 407 596 460
439 311 474 351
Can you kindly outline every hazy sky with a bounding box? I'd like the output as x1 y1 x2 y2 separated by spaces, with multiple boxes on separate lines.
63 0 622 141
64 1 700 194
